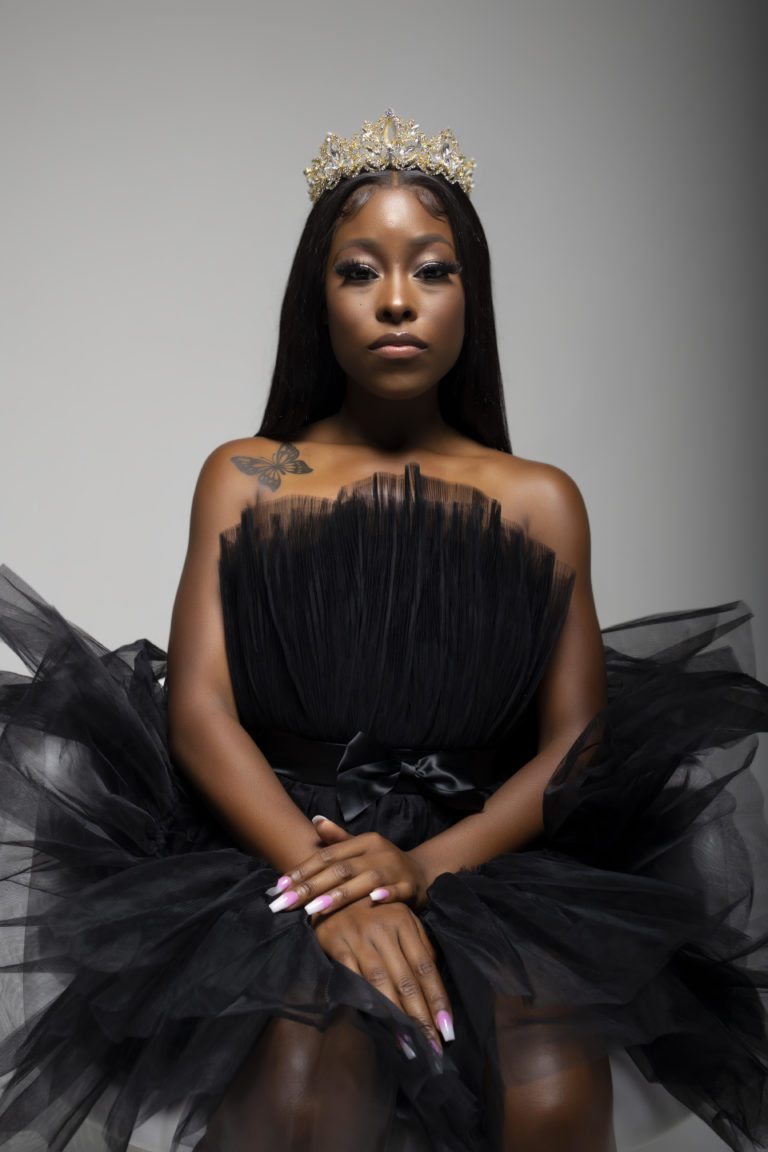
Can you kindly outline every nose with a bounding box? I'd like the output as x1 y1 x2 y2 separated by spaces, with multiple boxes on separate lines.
375 269 416 324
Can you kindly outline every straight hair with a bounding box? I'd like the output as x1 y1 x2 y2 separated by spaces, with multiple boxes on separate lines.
255 169 513 454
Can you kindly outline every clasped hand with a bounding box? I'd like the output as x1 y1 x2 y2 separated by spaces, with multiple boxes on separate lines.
264 816 455 1058
264 815 430 918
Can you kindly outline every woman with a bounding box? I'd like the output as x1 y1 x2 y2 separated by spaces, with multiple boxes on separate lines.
1 110 767 1152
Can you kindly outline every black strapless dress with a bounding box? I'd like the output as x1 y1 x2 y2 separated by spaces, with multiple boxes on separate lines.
1 461 767 1152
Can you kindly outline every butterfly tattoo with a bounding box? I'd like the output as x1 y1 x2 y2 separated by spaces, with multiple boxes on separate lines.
230 442 314 492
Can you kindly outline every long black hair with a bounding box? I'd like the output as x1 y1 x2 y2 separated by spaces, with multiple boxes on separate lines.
255 168 513 454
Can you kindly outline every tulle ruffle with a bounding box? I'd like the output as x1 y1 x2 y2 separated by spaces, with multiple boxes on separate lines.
0 565 767 1149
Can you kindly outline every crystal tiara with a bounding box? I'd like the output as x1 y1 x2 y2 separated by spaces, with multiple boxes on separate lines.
303 108 476 203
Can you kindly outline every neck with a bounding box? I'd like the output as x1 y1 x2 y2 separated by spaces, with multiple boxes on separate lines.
326 386 457 454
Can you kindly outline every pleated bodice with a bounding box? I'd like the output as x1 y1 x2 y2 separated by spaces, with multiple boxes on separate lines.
217 461 576 752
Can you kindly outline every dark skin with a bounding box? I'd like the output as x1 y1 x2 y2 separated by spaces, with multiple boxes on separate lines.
172 185 614 1150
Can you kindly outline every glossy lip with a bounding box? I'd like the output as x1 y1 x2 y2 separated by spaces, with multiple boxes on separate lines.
369 345 427 359
368 332 428 350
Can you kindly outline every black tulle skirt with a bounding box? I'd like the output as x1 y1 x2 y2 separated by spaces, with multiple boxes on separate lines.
1 563 768 1152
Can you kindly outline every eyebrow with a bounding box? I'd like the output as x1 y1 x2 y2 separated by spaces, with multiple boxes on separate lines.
333 233 455 256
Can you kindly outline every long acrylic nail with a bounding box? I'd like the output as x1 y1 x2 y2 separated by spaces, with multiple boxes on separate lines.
305 893 334 915
268 890 299 913
397 1033 416 1060
429 1037 443 1056
436 1011 455 1042
265 875 293 897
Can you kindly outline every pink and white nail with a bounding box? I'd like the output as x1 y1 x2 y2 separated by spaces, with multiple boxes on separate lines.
269 875 297 893
304 893 334 915
265 875 294 897
436 1011 455 1042
268 890 299 913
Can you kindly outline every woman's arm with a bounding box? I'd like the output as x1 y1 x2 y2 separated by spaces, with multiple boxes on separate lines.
407 464 608 889
166 441 321 874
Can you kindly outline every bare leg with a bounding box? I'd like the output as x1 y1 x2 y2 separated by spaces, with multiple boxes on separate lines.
193 1006 396 1152
492 993 616 1152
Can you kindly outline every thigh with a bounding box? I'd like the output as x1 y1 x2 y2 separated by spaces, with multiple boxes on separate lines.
491 992 616 1152
195 1007 396 1152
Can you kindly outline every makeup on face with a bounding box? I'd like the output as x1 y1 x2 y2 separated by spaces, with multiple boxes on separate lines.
323 188 465 392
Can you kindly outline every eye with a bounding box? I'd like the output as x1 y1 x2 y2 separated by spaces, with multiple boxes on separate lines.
416 260 462 280
332 258 462 283
333 260 377 282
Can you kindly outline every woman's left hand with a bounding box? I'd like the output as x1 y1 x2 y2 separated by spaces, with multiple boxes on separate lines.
264 815 430 917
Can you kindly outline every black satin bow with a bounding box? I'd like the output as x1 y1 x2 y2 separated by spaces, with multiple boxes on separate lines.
335 729 497 822
256 725 501 823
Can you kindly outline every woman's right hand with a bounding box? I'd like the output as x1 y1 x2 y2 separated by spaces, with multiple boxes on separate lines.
311 899 454 1058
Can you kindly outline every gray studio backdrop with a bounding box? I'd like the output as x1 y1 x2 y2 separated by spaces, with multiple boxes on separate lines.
1 3 766 1150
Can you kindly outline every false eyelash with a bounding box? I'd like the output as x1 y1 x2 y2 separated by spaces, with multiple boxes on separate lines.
427 260 462 277
332 260 372 279
333 259 462 281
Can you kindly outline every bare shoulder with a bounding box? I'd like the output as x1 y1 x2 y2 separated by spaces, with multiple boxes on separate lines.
492 452 592 567
197 435 280 490
191 436 286 536
203 435 294 477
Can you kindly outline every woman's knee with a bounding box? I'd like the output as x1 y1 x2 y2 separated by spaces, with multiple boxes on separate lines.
493 994 615 1151
266 1012 392 1150
503 1053 615 1151
199 1011 390 1151
196 1017 324 1151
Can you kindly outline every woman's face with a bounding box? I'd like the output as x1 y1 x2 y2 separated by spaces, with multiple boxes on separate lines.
324 186 465 398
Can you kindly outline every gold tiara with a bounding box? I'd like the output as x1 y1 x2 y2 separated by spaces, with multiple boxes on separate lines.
303 108 476 203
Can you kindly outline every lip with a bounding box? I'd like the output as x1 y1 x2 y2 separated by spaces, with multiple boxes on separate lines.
369 345 427 359
368 333 428 350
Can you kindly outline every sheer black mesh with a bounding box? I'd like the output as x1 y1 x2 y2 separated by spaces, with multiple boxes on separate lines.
0 462 766 1151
